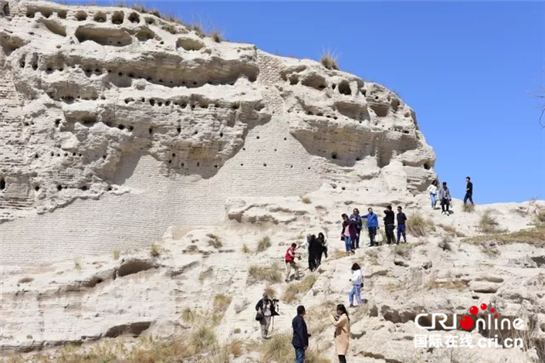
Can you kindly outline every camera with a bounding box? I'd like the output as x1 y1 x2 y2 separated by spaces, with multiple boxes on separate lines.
272 299 279 302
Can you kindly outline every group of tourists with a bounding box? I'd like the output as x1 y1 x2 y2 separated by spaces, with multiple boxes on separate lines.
341 206 408 252
264 177 478 362
256 264 360 363
426 176 475 215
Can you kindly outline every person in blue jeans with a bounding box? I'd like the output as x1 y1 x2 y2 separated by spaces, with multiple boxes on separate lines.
349 208 363 249
361 207 379 246
396 206 407 244
292 305 310 363
349 263 363 307
341 214 357 256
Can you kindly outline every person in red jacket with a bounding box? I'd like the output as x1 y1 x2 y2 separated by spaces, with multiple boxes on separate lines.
285 243 300 282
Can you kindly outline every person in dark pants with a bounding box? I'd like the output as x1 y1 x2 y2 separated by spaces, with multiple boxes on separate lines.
341 214 357 256
292 305 310 363
438 182 452 215
349 208 363 249
361 207 379 247
464 177 474 205
383 205 396 245
396 206 407 244
308 235 321 271
317 232 328 262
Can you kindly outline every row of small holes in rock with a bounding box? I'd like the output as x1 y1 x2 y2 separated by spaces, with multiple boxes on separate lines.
34 64 254 89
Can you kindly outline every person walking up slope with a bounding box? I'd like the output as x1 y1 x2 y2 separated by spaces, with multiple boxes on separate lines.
255 292 279 339
464 177 474 205
348 263 363 307
438 182 452 215
292 305 311 363
330 304 351 363
361 208 379 247
285 243 300 282
396 206 407 244
383 206 397 245
317 232 328 263
349 208 363 250
427 180 438 209
341 214 357 255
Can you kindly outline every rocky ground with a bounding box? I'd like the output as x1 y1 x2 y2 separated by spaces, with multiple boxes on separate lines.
1 194 544 363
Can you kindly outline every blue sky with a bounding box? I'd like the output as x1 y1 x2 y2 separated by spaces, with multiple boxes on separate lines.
91 1 544 203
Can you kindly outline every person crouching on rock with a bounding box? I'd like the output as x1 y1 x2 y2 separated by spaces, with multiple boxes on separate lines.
285 243 300 282
341 214 357 256
348 263 363 307
255 292 279 339
331 304 351 363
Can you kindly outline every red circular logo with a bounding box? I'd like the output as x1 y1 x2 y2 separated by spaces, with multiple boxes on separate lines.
480 303 488 311
460 316 474 330
469 306 478 315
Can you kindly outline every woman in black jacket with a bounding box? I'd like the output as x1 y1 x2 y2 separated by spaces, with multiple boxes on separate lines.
255 292 279 339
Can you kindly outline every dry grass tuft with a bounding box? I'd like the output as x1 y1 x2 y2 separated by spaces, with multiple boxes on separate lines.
161 23 178 34
332 249 347 260
301 196 312 204
225 339 243 357
190 23 206 37
264 286 277 299
478 209 505 234
199 266 214 283
320 49 339 70
150 243 161 257
18 277 34 284
407 214 434 237
190 324 217 354
210 29 223 43
534 209 545 228
437 223 465 237
181 307 201 324
234 298 250 314
463 203 476 213
248 264 282 285
242 243 252 254
365 248 380 265
438 236 453 251
213 294 232 318
464 227 545 249
393 243 413 259
256 236 272 253
260 334 328 363
112 248 120 260
281 275 318 303
384 281 403 292
74 261 81 271
207 233 223 249
426 279 467 290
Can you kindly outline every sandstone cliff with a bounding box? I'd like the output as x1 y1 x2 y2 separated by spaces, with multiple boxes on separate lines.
1 0 435 265
2 2 544 363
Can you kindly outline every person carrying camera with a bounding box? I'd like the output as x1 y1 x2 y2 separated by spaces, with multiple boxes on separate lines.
330 304 350 363
255 292 279 339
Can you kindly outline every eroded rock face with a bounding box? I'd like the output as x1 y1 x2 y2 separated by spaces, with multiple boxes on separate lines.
0 0 435 264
